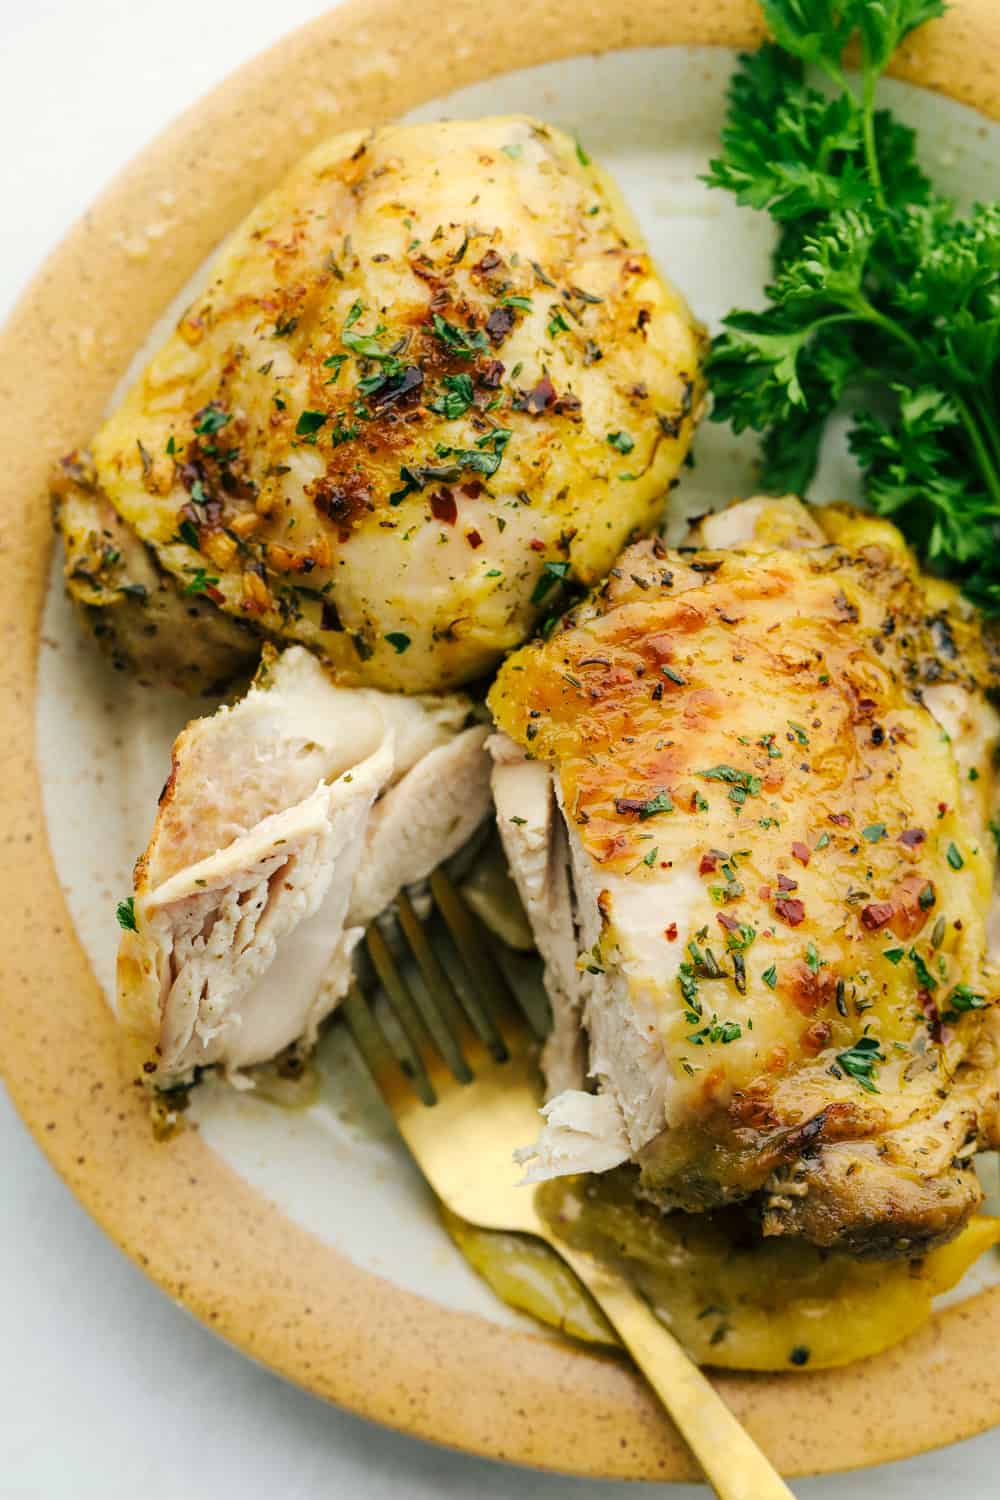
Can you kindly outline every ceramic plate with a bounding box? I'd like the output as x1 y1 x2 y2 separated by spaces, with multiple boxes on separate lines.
3 0 1000 1480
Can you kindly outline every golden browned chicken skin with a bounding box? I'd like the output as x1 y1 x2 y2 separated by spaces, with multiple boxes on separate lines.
53 116 705 694
491 500 1000 1256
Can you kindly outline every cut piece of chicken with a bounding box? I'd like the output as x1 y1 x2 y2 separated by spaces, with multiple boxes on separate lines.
515 1090 630 1181
53 116 705 695
490 735 584 1096
118 645 490 1087
348 724 491 927
490 497 1000 1255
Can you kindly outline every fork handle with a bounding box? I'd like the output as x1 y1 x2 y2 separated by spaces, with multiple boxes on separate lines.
552 1242 795 1500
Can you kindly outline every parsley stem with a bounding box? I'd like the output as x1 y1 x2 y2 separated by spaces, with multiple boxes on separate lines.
955 394 1000 513
860 73 887 216
971 390 1000 474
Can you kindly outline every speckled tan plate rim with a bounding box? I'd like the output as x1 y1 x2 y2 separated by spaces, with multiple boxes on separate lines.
2 0 1000 1480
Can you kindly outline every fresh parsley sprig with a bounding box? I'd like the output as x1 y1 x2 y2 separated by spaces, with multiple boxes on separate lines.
704 0 1000 610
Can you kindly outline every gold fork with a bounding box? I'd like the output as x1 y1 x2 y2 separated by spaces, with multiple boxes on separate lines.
343 869 794 1500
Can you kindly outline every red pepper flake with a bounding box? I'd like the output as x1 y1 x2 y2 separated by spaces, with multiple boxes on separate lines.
430 488 457 525
791 842 811 866
699 853 718 875
899 828 926 848
529 538 546 552
485 306 516 345
664 922 678 942
937 802 949 817
461 479 483 498
524 376 556 415
205 583 225 605
860 902 894 931
758 885 771 900
828 812 851 827
466 529 483 549
776 872 798 892
774 897 805 927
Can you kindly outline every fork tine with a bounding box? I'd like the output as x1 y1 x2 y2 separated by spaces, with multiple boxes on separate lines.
431 870 538 1047
488 937 551 1043
428 871 510 1059
396 891 476 1081
341 978 415 1099
364 926 437 1105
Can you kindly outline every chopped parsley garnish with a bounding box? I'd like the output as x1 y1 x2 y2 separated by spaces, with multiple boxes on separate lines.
787 721 809 746
531 559 571 605
390 432 512 504
943 984 988 1014
177 519 200 550
431 312 489 358
430 373 475 419
342 319 401 364
661 665 687 686
330 416 359 447
183 569 220 596
115 897 137 932
909 948 938 991
502 295 534 311
385 632 411 654
575 138 591 167
678 962 700 1009
946 841 964 870
194 404 230 435
502 143 523 159
547 307 571 339
295 409 328 438
862 822 886 842
688 1016 743 1046
606 430 635 454
696 765 762 806
761 964 778 989
836 1035 883 1094
883 947 904 965
323 353 348 382
643 846 659 867
725 923 756 953
614 789 674 820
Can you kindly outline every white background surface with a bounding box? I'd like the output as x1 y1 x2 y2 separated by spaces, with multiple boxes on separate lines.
1 3 998 1496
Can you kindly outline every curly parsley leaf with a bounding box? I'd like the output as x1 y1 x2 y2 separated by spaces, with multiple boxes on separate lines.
704 1 1000 610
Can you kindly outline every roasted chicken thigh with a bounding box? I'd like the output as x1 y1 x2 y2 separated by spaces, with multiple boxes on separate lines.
490 499 1000 1256
54 116 704 694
